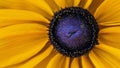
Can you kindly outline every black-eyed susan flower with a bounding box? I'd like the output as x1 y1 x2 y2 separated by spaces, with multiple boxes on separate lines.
0 0 120 68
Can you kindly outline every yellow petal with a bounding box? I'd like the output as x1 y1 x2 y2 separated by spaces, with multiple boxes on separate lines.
45 0 60 12
26 0 53 16
0 0 52 19
74 0 81 6
55 0 81 7
34 49 58 68
99 27 120 49
95 0 120 26
0 9 49 22
92 49 116 68
88 0 104 14
54 0 66 8
19 45 53 68
79 0 86 8
0 35 48 67
79 0 92 9
0 9 49 27
100 27 120 33
66 0 73 7
47 53 65 68
71 58 80 68
89 50 106 68
64 57 70 68
83 0 93 9
98 22 120 26
96 44 120 60
94 44 120 68
81 55 95 68
0 23 48 39
0 0 28 9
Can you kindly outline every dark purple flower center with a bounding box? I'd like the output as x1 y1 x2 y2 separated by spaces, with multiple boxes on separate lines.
49 7 99 57
56 16 90 49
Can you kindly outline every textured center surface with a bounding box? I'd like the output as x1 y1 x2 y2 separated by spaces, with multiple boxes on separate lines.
49 7 99 57
56 16 90 49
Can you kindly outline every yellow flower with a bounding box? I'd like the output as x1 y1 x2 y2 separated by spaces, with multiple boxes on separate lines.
0 0 120 68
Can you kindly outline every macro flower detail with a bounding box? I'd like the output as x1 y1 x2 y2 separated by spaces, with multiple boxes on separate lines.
49 7 99 57
0 0 120 68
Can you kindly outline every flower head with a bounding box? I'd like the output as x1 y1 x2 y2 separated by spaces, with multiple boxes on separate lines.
0 0 120 68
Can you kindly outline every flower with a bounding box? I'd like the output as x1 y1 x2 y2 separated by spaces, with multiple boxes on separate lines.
0 0 120 68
